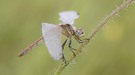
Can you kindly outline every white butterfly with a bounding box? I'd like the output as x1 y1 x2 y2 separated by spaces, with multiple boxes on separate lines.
18 11 85 62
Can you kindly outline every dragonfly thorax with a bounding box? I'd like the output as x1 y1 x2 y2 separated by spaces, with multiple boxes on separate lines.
60 24 76 38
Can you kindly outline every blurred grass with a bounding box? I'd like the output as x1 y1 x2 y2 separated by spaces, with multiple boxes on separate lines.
0 0 135 75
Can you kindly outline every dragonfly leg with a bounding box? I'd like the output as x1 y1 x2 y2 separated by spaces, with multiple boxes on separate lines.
75 37 84 43
69 38 76 56
61 38 68 64
75 37 90 43
62 38 68 50
62 52 66 64
83 38 90 41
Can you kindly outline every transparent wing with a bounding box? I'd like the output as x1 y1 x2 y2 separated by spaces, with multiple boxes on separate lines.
42 23 62 60
59 11 79 25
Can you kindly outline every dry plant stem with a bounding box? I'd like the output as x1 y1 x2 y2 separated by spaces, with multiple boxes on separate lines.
54 0 134 75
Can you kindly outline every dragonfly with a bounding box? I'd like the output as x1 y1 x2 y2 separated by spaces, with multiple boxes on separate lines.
18 11 85 63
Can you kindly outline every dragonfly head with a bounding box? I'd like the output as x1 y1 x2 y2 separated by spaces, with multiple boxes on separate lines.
75 28 85 37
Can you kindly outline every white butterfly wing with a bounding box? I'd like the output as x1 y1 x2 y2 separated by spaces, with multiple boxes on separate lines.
42 23 62 60
59 11 79 25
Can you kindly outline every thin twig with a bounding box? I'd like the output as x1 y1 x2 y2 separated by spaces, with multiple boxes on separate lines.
54 0 134 75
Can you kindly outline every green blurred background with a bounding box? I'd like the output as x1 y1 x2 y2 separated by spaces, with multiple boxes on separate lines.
0 0 135 75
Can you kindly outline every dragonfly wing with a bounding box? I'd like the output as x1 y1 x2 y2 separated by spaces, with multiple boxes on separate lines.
59 11 79 25
42 23 62 60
